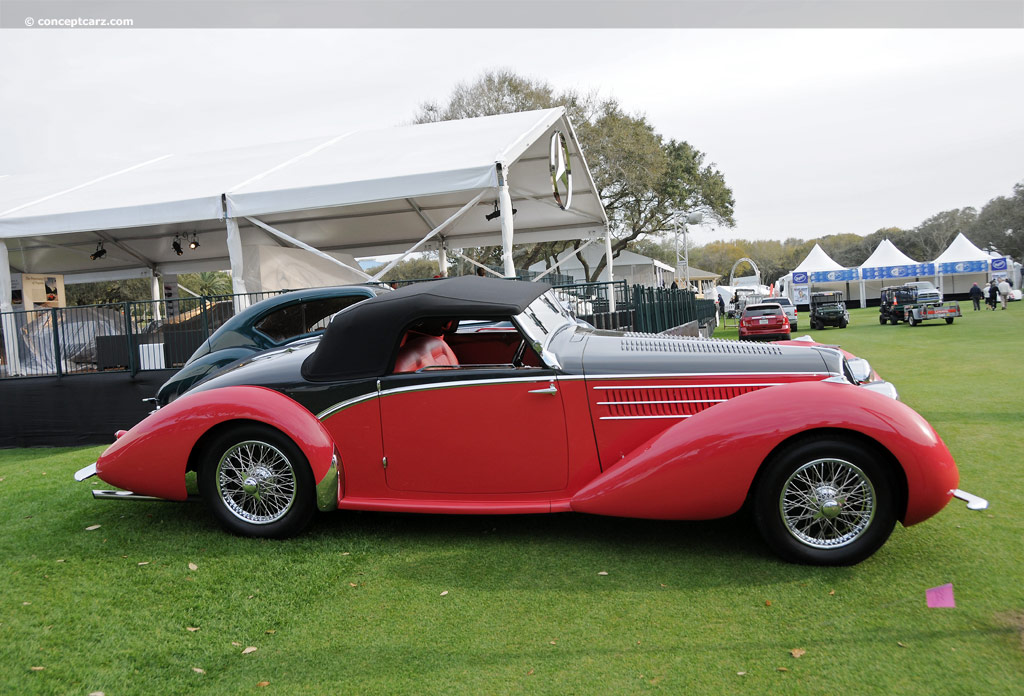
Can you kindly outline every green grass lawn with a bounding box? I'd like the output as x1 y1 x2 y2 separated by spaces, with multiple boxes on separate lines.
2 303 1022 695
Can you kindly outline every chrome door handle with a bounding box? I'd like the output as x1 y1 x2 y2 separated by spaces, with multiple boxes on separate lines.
529 382 558 395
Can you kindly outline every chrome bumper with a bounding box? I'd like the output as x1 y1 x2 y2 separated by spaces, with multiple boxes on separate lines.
951 489 989 511
74 462 97 481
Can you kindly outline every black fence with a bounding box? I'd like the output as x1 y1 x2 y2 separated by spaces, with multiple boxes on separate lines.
0 291 283 379
0 280 717 381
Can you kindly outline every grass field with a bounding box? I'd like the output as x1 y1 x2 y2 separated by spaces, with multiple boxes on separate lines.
2 303 1022 695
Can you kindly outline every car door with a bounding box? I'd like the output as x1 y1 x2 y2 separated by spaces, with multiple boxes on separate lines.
378 367 570 495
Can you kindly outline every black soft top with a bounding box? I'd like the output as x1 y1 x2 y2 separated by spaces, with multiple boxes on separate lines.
302 276 549 381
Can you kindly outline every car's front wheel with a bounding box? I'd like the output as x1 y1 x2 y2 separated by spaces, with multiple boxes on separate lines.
199 424 316 538
753 438 897 565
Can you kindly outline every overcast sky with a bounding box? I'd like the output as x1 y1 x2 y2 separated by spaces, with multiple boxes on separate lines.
2 28 1022 248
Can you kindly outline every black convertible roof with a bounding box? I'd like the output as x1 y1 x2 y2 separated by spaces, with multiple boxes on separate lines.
302 276 549 381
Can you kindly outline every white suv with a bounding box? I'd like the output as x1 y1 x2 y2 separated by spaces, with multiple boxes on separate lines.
905 281 942 303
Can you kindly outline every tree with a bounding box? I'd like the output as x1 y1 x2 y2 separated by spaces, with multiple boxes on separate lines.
65 278 151 306
365 256 443 282
415 70 735 281
907 208 977 261
177 271 232 297
967 181 1024 259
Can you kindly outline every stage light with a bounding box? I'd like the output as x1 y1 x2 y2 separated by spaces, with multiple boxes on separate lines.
172 236 183 256
484 201 516 222
90 242 106 261
189 233 200 250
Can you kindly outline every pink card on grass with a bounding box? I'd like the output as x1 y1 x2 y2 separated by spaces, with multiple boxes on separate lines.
926 583 955 608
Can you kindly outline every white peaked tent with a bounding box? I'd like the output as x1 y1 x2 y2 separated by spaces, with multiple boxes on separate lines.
777 244 858 306
857 239 937 305
0 108 609 308
933 233 997 295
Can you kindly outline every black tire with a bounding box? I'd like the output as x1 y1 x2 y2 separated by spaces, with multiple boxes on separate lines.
889 316 899 325
878 314 886 325
839 319 848 329
198 424 316 538
792 323 798 332
945 317 954 324
753 437 897 565
908 314 918 327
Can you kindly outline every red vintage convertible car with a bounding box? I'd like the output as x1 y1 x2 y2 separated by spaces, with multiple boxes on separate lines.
75 277 986 565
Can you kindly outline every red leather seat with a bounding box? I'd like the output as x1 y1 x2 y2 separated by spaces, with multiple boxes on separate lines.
393 331 459 373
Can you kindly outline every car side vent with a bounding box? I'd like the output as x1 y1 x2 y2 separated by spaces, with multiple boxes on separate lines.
620 334 783 355
596 384 769 419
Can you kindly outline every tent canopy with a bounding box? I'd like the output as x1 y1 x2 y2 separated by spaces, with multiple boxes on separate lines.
0 108 608 285
860 239 919 268
934 232 991 264
793 243 845 273
859 238 934 280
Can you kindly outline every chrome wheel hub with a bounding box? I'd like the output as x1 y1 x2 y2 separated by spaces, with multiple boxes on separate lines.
216 440 296 525
779 458 875 549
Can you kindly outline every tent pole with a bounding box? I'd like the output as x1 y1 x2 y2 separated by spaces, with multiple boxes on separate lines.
605 226 616 312
497 164 515 278
438 242 448 278
225 216 249 295
151 274 162 322
0 240 22 375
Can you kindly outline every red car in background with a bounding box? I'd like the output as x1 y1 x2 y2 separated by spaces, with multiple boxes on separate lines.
739 303 791 341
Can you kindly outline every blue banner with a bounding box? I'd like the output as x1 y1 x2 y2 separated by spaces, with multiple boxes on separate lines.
792 271 808 285
991 257 1008 271
860 263 935 280
810 269 859 282
938 260 988 274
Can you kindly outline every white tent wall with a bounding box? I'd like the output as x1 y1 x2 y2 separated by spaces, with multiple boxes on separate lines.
527 247 669 288
241 246 369 292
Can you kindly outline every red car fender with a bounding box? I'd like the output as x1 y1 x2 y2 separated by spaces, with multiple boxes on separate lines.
571 380 958 526
96 386 337 502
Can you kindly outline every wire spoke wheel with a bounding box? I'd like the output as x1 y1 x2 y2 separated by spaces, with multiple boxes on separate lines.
754 438 896 565
779 458 875 549
216 440 297 524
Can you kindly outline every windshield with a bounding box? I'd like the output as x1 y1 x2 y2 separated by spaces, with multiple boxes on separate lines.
514 290 575 356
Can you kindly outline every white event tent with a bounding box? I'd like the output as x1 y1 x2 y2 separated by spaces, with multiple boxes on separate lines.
857 239 937 304
0 108 609 308
776 244 858 306
933 232 998 295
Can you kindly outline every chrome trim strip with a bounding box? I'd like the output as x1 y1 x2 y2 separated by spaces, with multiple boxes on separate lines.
74 462 98 481
317 392 379 420
593 383 787 390
318 374 559 420
599 414 693 420
596 399 726 405
316 454 340 511
587 372 831 382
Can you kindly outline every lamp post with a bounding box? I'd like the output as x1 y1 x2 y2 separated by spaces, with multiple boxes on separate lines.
673 212 703 290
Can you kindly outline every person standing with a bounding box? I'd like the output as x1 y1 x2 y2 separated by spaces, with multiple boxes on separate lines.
969 282 983 311
998 278 1011 309
986 281 999 310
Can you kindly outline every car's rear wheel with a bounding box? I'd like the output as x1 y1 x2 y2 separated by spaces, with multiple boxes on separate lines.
908 314 918 327
753 438 897 565
199 424 315 538
945 317 954 324
878 314 886 325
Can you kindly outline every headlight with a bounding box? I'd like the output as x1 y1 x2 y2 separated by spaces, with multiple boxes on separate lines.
846 358 872 384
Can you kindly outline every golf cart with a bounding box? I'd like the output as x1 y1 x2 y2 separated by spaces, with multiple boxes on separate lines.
809 291 849 330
